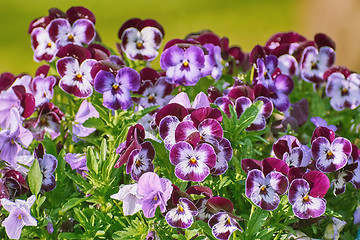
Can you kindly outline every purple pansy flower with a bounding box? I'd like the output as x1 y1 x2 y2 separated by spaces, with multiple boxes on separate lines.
31 27 58 62
72 100 99 139
169 141 216 182
278 54 299 77
243 158 289 211
38 153 58 192
272 135 311 168
1 195 37 240
57 57 97 98
94 68 140 110
160 45 205 86
165 197 198 229
300 46 335 84
126 141 155 181
288 171 330 219
64 153 88 178
31 75 56 107
137 172 173 218
201 43 224 80
0 125 33 165
310 116 337 132
326 72 360 111
211 138 233 175
208 212 242 240
48 18 96 48
111 183 142 216
311 133 352 173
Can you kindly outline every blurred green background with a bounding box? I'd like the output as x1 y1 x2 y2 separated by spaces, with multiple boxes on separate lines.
1 0 360 74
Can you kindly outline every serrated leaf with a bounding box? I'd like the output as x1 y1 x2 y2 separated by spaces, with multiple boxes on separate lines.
246 207 269 238
28 158 42 196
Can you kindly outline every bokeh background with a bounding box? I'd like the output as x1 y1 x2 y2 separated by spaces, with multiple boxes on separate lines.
1 0 360 74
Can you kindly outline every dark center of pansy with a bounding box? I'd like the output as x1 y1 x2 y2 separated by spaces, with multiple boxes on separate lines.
189 157 197 165
40 117 48 126
135 159 142 167
18 214 22 220
47 42 52 48
260 185 267 194
311 61 318 70
341 88 349 96
225 218 231 226
112 83 120 91
10 138 15 144
136 42 143 49
74 73 83 82
326 150 334 160
148 95 156 103
68 34 75 42
302 194 311 203
177 204 185 213
182 60 189 68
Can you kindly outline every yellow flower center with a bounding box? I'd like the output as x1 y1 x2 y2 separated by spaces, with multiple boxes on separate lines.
153 196 158 201
225 218 231 226
148 95 155 102
74 73 83 81
183 60 189 67
112 83 119 90
303 194 310 203
189 157 197 165
135 159 142 167
18 214 22 220
68 34 74 41
326 150 334 159
311 61 318 70
136 42 143 49
47 42 52 48
341 88 349 96
177 204 184 213
11 138 15 144
260 185 267 194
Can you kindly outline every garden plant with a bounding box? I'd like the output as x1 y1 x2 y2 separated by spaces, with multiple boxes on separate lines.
1 5 360 240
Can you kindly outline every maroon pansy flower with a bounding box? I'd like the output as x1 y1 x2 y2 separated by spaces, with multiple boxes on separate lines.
165 197 198 229
126 141 155 181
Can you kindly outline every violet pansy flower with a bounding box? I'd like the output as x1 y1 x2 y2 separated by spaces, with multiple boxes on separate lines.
64 153 88 178
165 197 198 229
72 100 99 139
300 46 335 84
208 212 242 240
111 183 142 216
288 171 330 219
201 43 223 81
38 153 58 192
94 67 140 110
160 45 205 86
170 141 216 182
310 116 337 132
126 141 155 181
48 18 96 48
137 172 173 218
57 57 97 98
326 72 360 111
1 195 37 240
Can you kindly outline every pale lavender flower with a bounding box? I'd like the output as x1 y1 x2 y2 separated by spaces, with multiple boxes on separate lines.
72 100 99 139
64 153 88 178
137 172 173 218
1 195 37 240
38 154 58 192
111 183 142 216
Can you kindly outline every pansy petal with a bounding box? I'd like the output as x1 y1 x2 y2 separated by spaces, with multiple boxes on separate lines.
116 67 141 91
160 45 184 70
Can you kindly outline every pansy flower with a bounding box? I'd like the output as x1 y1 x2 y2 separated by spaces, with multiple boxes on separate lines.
211 138 233 175
311 127 352 173
31 27 58 62
208 212 242 240
126 141 155 181
3 170 29 199
288 171 330 219
169 141 216 182
272 135 311 168
326 72 360 111
137 172 173 218
57 56 97 98
64 153 88 178
242 158 289 211
165 197 198 229
118 18 164 61
72 100 99 140
31 74 56 107
48 18 96 48
160 45 205 86
38 153 58 192
1 195 37 240
94 67 141 110
111 183 142 216
201 43 224 80
300 46 335 84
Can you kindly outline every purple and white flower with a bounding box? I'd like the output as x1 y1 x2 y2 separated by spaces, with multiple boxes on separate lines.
160 45 205 86
38 153 58 192
126 141 155 181
48 18 96 48
31 27 58 62
1 195 37 240
201 43 223 80
57 57 97 98
31 75 56 107
326 72 360 111
94 68 140 110
208 212 242 240
169 141 216 182
165 197 198 229
300 46 335 84
288 171 330 219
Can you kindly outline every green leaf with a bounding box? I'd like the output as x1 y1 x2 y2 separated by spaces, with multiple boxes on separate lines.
59 197 87 214
73 207 89 229
196 220 217 240
239 138 254 159
28 158 42 196
246 207 269 238
42 133 58 156
65 171 92 192
83 117 106 131
237 101 263 133
86 147 99 175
